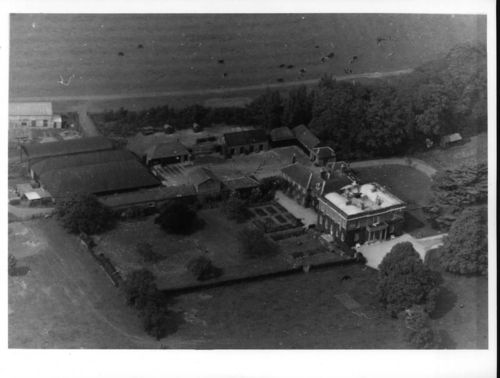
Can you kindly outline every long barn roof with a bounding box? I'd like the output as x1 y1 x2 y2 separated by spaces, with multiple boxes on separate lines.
22 137 115 161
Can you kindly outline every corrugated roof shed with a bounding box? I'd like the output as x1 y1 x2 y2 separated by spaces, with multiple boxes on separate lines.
293 124 320 150
188 167 219 186
270 127 295 142
22 136 115 160
9 102 53 116
39 159 160 198
31 149 137 177
223 129 268 147
146 141 190 160
99 185 196 208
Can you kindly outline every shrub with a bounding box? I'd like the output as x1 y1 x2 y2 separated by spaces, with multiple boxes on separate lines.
141 298 169 340
56 193 116 235
222 192 249 222
136 242 162 263
377 242 442 317
187 256 223 281
238 227 279 258
155 201 201 234
123 269 157 310
439 206 488 275
403 305 443 349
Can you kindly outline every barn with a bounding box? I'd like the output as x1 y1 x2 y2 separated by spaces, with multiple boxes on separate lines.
145 141 191 166
293 124 320 157
187 167 221 195
9 102 62 129
269 126 296 148
222 129 269 157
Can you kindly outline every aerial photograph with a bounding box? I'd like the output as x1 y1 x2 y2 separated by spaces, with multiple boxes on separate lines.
7 11 490 357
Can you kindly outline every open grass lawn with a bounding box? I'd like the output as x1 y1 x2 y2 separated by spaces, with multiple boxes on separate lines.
8 219 159 348
415 133 487 172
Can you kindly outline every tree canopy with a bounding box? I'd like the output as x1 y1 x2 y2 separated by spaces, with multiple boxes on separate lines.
439 206 488 275
155 201 201 234
56 193 116 235
377 242 442 317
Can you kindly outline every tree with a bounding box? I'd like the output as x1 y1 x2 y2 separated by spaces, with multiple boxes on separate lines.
155 201 200 235
439 206 488 275
123 269 158 310
247 88 283 130
377 242 442 317
136 242 162 263
187 256 223 281
238 227 279 258
56 193 116 235
222 192 249 222
281 85 313 127
141 301 169 340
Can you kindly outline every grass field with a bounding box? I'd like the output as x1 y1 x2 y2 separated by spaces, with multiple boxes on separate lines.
10 14 485 103
8 219 160 348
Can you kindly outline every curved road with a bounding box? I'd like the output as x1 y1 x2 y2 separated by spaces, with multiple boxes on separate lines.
350 157 437 178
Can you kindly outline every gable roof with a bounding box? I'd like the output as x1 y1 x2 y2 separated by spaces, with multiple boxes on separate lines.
223 129 268 147
281 163 352 197
9 102 53 116
441 133 462 144
293 125 320 150
188 167 219 186
270 127 295 142
222 176 260 191
146 141 189 161
22 136 114 161
31 149 137 177
39 159 160 199
98 185 197 208
313 146 336 159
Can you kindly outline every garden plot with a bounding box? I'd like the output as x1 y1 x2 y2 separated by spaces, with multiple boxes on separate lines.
248 202 301 233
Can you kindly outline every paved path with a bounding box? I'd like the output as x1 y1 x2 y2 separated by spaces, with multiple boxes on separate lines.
8 205 55 221
275 191 317 226
350 157 437 178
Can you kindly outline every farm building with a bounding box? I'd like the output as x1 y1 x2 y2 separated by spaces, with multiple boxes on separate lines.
311 146 336 167
98 185 197 215
37 159 160 199
187 167 222 195
21 136 115 163
222 176 260 196
145 141 191 166
293 124 320 157
20 188 54 207
222 129 269 157
440 133 463 148
29 149 137 180
281 163 352 209
269 127 296 148
317 182 406 246
9 102 62 129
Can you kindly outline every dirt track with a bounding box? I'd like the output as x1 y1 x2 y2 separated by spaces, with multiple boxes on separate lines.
10 69 413 104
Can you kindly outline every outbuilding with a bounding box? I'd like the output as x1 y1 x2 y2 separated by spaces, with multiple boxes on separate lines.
9 102 62 129
222 129 269 157
145 141 190 166
440 133 463 148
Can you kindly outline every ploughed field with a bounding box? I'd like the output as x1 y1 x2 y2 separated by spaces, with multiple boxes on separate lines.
10 14 485 100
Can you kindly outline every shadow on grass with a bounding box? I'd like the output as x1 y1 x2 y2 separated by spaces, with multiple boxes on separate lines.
404 212 426 232
431 286 458 319
163 310 185 338
9 266 30 277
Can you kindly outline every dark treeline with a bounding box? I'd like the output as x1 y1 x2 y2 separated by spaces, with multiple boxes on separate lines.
100 43 486 160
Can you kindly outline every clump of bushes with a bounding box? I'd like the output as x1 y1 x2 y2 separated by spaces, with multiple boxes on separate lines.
187 256 223 281
238 227 280 258
123 269 169 340
135 242 163 264
222 191 250 223
403 305 443 349
155 200 203 235
56 193 116 235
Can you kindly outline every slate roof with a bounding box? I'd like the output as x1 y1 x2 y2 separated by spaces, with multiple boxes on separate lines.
223 129 268 147
39 159 160 198
293 125 320 151
9 102 53 116
187 167 220 186
31 149 137 177
313 146 336 159
146 141 190 161
222 176 260 191
22 137 114 161
99 185 197 208
281 163 352 197
270 127 295 142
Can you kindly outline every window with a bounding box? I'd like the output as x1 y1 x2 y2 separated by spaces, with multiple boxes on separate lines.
21 122 27 127
390 225 395 233
31 120 36 127
340 232 345 242
240 147 244 154
53 122 57 127
230 148 235 155
354 232 359 242
259 144 264 151
249 145 254 153
43 120 48 127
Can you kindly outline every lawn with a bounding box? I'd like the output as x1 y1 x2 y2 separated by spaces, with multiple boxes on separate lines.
8 219 159 348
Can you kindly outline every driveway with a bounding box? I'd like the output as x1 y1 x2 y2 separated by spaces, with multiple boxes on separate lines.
351 157 437 178
358 233 446 270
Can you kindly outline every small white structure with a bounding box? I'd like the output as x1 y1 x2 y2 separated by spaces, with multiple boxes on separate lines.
9 102 62 129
